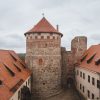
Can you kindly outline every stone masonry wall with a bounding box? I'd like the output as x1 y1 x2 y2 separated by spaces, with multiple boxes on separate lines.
25 33 62 99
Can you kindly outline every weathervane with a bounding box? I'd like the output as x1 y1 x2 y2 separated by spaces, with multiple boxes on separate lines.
42 13 45 17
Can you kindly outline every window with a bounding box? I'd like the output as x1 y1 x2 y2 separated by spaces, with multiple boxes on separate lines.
87 53 96 64
26 81 27 86
83 86 84 93
97 80 100 88
4 64 15 77
0 80 2 85
28 78 30 85
41 36 44 39
14 63 21 72
77 70 79 75
53 36 55 39
92 77 95 85
35 36 38 39
92 93 94 99
47 36 50 39
95 59 100 65
80 72 82 77
83 73 85 79
87 90 90 98
88 75 90 83
38 58 43 65
18 90 21 100
80 84 82 90
80 54 88 62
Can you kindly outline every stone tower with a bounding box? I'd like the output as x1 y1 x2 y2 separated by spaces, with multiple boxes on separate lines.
24 17 63 99
71 36 87 63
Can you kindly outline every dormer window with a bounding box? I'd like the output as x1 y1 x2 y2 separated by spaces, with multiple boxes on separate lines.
14 63 21 72
80 54 88 62
95 59 100 65
87 53 96 64
4 64 15 77
0 80 2 85
10 53 17 61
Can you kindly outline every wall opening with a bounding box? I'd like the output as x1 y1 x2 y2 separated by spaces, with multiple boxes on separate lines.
67 77 74 88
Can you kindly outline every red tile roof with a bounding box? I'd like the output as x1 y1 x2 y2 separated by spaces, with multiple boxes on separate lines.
0 50 31 100
25 17 63 36
78 44 100 73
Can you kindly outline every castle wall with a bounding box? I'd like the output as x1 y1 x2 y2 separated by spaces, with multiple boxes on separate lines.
71 36 87 63
61 47 67 88
25 33 62 98
61 36 87 87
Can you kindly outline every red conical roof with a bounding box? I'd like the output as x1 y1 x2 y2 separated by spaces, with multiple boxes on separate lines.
25 17 63 36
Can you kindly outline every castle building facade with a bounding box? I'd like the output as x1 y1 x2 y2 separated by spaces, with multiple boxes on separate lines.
75 44 100 99
25 17 63 98
0 50 31 100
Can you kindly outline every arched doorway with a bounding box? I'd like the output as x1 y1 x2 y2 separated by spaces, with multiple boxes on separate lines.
67 77 74 88
21 86 31 100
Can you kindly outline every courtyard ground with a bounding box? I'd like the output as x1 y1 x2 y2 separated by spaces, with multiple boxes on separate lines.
46 87 85 100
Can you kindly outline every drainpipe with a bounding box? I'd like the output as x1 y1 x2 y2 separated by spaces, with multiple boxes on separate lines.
97 72 100 99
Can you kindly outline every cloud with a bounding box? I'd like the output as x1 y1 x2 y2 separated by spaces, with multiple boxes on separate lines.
90 34 100 41
0 0 100 52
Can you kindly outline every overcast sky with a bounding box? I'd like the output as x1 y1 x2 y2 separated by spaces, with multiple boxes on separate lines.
0 0 100 53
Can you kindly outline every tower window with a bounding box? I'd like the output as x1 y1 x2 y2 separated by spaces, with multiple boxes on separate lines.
41 36 44 39
53 36 55 39
43 83 45 85
39 58 43 65
35 36 38 39
47 36 50 39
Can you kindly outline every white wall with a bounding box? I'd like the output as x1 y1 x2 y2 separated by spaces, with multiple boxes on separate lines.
10 76 31 100
75 67 100 100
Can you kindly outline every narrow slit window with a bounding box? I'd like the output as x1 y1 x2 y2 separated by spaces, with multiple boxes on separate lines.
87 53 96 64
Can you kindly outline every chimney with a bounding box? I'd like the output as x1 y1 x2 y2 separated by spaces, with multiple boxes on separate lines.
56 25 59 31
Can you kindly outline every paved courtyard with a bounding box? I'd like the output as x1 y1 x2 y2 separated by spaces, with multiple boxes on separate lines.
46 88 84 100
